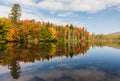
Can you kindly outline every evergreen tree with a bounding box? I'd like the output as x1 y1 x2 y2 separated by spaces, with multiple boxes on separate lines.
9 4 21 25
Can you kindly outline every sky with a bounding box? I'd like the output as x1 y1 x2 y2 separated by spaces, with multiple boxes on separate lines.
0 0 120 34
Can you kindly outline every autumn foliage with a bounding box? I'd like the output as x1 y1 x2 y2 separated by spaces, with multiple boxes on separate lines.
0 18 90 42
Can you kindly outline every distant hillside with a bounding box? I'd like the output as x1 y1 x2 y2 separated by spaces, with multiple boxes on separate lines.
108 32 120 35
111 46 120 49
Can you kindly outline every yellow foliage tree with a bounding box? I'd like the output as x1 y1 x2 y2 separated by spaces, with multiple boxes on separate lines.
6 26 20 41
48 27 56 40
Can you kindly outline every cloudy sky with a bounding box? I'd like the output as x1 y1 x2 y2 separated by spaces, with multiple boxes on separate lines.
0 0 120 34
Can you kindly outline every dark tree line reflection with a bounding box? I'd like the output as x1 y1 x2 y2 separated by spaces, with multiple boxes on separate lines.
0 42 90 79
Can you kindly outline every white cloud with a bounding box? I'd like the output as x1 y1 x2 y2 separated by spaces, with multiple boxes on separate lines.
37 0 120 13
70 0 106 13
1 0 120 13
106 0 120 7
38 0 64 11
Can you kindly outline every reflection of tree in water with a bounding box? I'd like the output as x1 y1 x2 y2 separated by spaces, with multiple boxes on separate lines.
0 42 90 63
8 59 21 79
6 43 21 79
0 42 90 79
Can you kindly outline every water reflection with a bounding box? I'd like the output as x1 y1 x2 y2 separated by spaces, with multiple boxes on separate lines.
0 42 120 81
0 42 90 79
8 59 21 79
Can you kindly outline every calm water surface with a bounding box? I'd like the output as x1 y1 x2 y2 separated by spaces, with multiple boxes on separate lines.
0 43 120 81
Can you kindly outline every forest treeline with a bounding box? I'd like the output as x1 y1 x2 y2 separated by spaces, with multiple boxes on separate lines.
0 17 90 43
0 4 89 43
90 33 120 43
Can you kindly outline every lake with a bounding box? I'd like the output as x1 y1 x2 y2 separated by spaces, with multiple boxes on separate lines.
0 42 120 81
